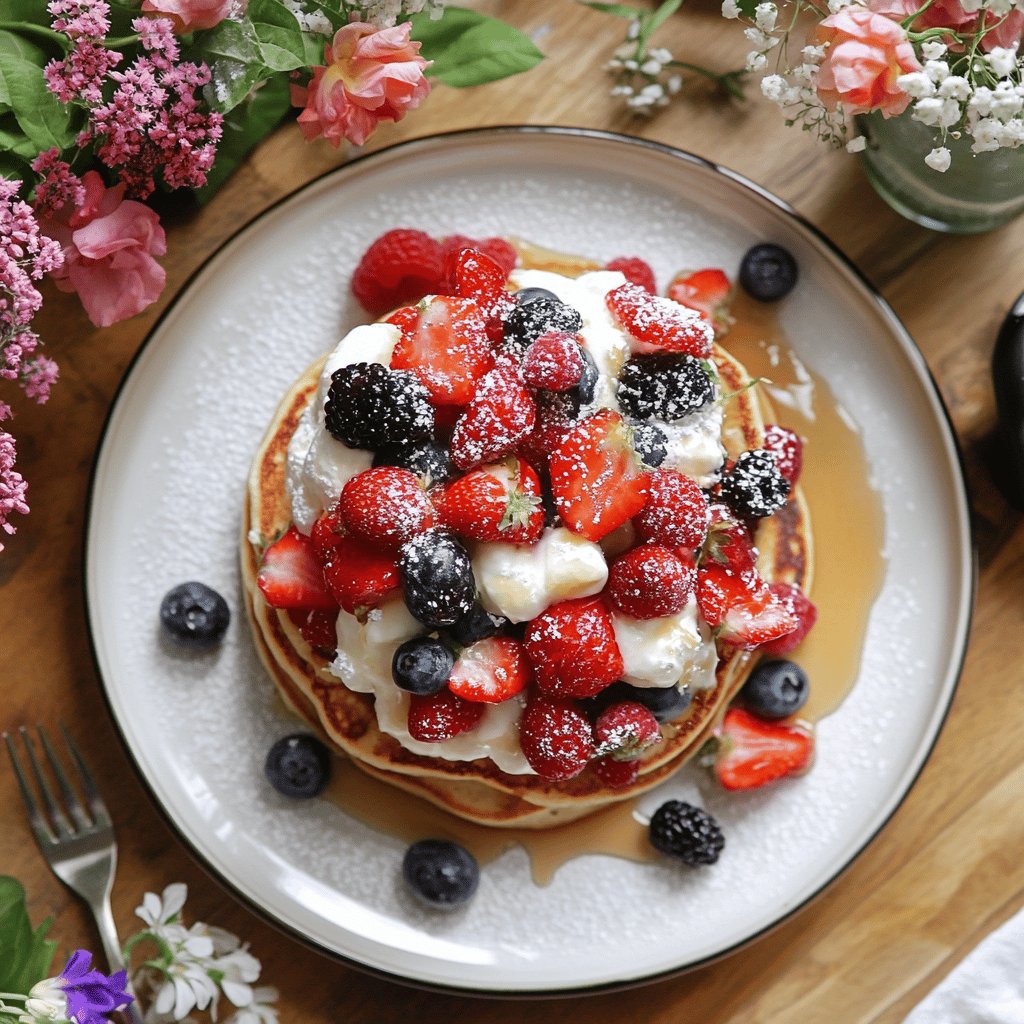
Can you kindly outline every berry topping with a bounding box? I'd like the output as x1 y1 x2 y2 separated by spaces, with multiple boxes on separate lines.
447 636 532 703
719 449 791 519
739 243 799 302
616 354 715 423
407 688 485 742
649 800 725 866
440 234 516 277
503 297 583 356
516 389 576 469
519 694 595 780
445 602 506 646
373 440 456 487
741 658 810 719
607 545 695 619
633 469 710 550
521 331 584 392
449 364 537 470
289 607 338 653
324 362 434 451
257 526 337 611
339 466 434 549
321 536 401 614
714 706 813 790
606 282 713 358
549 409 651 542
605 256 657 293
391 637 455 696
445 246 515 324
515 286 561 306
593 701 661 760
667 268 733 334
435 458 544 544
402 839 480 910
350 228 444 316
159 581 230 646
398 528 476 629
758 583 818 655
696 563 798 649
592 756 640 788
762 423 804 486
700 503 757 572
585 680 694 723
264 734 331 799
524 596 624 698
568 344 599 410
389 295 496 406
631 421 668 468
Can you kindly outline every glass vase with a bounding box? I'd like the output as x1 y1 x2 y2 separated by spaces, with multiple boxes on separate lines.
856 110 1024 234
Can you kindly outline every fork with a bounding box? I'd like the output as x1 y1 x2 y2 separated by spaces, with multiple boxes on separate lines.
4 725 144 1024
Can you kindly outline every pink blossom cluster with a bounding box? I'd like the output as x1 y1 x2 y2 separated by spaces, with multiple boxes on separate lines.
0 421 29 550
44 0 122 104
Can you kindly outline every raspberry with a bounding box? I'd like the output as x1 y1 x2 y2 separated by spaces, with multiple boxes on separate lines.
519 695 594 780
606 256 656 294
441 234 516 278
521 331 584 392
593 701 661 760
763 424 804 486
758 582 818 655
516 390 575 469
633 469 710 550
607 545 695 619
351 229 445 316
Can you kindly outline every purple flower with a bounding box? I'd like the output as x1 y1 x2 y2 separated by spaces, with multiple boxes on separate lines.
59 949 133 1024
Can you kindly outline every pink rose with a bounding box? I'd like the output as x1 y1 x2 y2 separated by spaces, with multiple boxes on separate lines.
815 7 923 116
39 171 166 329
981 9 1024 50
869 0 976 28
140 0 232 33
291 21 431 147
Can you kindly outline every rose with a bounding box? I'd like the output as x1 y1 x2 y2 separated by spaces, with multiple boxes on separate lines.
38 171 166 329
140 0 233 33
814 7 923 116
981 10 1024 51
291 21 431 147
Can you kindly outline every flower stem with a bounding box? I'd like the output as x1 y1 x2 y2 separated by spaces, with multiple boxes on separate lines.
0 21 68 48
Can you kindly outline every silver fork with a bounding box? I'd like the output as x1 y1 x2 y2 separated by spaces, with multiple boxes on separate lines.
4 725 144 1024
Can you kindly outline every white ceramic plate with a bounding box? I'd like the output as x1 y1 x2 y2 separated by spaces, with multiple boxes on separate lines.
85 128 972 994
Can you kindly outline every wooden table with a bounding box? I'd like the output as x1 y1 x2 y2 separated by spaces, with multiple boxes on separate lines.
3 3 1023 1021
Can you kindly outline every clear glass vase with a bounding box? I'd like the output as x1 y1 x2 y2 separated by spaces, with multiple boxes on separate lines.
856 110 1024 234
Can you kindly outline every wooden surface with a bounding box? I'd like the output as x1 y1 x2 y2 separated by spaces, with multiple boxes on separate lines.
3 2 1023 1021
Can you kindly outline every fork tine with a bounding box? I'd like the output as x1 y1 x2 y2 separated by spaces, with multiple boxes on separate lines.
38 726 93 832
60 723 112 827
3 731 57 846
18 726 75 839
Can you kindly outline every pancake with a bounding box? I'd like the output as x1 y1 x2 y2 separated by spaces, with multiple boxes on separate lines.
241 261 813 829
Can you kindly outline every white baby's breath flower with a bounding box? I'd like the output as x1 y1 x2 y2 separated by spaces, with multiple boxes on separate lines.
640 58 663 75
968 85 994 116
938 75 971 100
924 59 951 83
722 0 741 19
987 46 1020 79
627 17 640 38
666 74 683 93
754 3 778 31
649 47 673 63
801 44 826 62
744 26 777 49
921 40 948 60
610 84 634 96
761 73 787 101
897 71 936 98
827 0 854 12
924 146 951 171
987 0 1014 14
747 50 768 71
971 116 1003 150
912 97 948 126
846 135 867 152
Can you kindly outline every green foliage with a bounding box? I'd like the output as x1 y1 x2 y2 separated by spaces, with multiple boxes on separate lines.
0 30 75 151
582 0 683 49
0 876 57 998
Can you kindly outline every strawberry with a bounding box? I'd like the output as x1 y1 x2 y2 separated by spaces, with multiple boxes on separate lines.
607 545 695 619
592 755 640 789
593 701 661 760
407 688 485 742
257 526 336 610
667 268 733 335
447 636 533 703
310 501 349 561
548 409 650 542
435 457 544 544
321 535 400 614
606 256 657 294
518 694 595 780
523 596 624 698
758 582 818 655
633 469 710 551
606 282 713 358
521 331 584 392
449 364 537 470
445 246 515 322
714 707 813 791
351 228 444 316
696 563 798 649
440 234 517 277
700 502 757 573
763 423 804 486
339 466 434 549
516 390 576 469
389 295 495 406
287 607 338 652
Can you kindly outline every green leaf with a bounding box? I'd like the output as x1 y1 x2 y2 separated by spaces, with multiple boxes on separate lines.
248 0 311 72
0 30 74 150
0 115 39 159
411 6 544 87
191 18 269 113
195 74 291 204
0 877 57 996
638 0 684 48
580 1 645 16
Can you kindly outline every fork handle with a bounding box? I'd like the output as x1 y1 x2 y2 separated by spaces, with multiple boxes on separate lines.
89 897 145 1024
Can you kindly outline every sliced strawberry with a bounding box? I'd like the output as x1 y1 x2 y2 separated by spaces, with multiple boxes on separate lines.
339 466 434 549
351 228 444 316
763 423 804 486
607 545 695 619
667 268 733 335
523 596 624 698
633 469 710 551
440 234 517 277
321 535 400 614
390 295 495 406
519 694 595 780
310 502 348 561
549 409 650 542
759 583 818 655
407 688 485 742
696 563 798 650
700 502 758 573
449 364 537 470
593 701 661 760
257 526 336 610
606 256 657 294
287 607 338 652
516 390 576 470
435 457 544 544
521 331 584 392
447 636 533 703
592 755 640 788
606 282 713 358
715 707 813 790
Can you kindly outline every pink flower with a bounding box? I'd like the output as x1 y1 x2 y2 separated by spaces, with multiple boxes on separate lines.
981 9 1024 50
39 171 166 328
140 0 233 33
868 0 977 28
814 7 923 116
291 22 431 148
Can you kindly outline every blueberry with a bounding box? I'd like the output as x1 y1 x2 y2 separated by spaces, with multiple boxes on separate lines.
373 441 455 487
617 354 714 422
719 449 790 519
584 681 692 723
567 345 599 411
741 659 809 719
649 800 724 866
392 637 455 695
264 734 330 799
739 243 799 302
398 529 476 629
446 602 505 647
502 298 583 355
631 422 668 468
402 839 479 909
515 286 560 306
159 582 230 646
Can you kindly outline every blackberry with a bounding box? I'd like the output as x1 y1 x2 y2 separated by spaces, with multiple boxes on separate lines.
159 581 230 646
742 659 809 719
719 449 790 518
584 681 692 723
398 529 476 629
649 800 725 866
515 286 560 306
631 422 668 468
402 839 479 910
325 362 433 451
373 441 455 487
392 637 455 695
617 354 714 422
739 243 799 302
502 298 583 356
264 734 331 799
446 601 506 646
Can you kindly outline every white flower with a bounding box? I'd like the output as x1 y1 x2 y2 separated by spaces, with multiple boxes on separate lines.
150 960 218 1021
897 72 936 98
754 3 778 31
924 146 951 171
666 74 683 93
938 75 971 101
761 74 787 102
801 44 826 63
827 0 854 12
921 40 948 60
971 116 1003 150
968 85 994 116
640 58 663 75
649 47 673 63
912 96 961 127
988 0 1014 14
746 51 768 71
924 59 951 83
19 979 68 1024
627 18 640 39
846 135 867 152
987 46 1020 79
223 988 279 1024
216 948 262 1009
722 0 741 19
